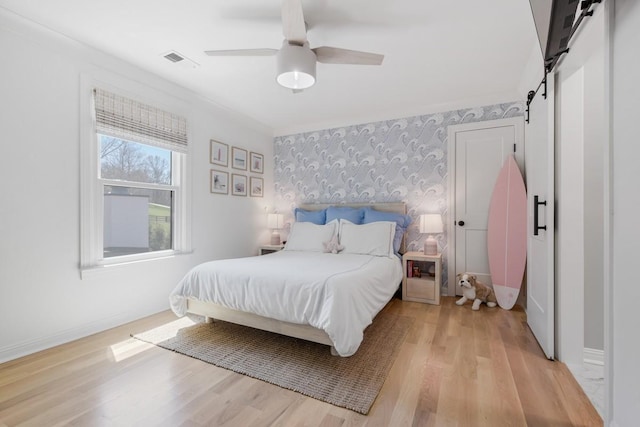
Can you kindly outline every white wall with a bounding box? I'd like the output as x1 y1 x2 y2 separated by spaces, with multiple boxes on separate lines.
611 0 640 425
0 10 274 362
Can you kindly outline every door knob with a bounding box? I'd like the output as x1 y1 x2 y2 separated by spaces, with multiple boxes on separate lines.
458 220 465 226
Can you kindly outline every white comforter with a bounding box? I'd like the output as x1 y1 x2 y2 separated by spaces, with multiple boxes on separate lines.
169 250 402 356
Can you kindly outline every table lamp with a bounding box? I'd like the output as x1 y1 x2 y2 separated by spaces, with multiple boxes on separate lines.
267 213 284 245
420 214 443 255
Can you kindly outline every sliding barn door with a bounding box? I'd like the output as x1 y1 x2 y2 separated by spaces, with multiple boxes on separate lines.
525 73 555 360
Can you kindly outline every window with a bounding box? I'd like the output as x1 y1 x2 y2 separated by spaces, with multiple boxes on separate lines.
81 86 190 272
100 136 174 257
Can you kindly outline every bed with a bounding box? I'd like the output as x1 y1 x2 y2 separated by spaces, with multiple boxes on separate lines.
169 202 409 357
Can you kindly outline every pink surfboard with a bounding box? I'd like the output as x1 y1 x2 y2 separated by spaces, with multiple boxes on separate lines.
487 155 527 310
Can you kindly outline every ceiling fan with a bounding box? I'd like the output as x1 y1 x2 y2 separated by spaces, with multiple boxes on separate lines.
204 0 384 92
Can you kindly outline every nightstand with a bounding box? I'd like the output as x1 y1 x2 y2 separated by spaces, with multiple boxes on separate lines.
402 251 442 305
259 244 285 255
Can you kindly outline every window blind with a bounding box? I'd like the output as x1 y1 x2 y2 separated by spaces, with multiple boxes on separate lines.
93 88 188 153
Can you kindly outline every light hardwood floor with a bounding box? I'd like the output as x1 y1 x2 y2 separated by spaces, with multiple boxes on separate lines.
0 297 602 426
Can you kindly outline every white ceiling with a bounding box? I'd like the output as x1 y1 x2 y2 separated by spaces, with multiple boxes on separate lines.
0 0 538 135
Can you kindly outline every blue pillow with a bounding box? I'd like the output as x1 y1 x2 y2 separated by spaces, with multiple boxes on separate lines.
326 206 365 224
362 208 412 254
294 208 326 225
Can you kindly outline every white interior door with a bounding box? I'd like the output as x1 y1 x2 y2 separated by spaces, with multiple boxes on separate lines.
449 118 524 296
525 74 555 360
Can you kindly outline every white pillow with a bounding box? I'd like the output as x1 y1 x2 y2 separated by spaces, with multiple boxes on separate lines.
284 220 337 252
339 220 396 257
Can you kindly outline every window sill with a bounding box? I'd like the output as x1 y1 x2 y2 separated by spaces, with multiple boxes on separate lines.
80 249 193 280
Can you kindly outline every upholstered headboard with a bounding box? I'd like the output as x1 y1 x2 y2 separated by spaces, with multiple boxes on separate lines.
298 202 408 253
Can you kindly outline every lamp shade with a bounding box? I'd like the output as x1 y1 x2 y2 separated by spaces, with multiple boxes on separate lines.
419 214 443 234
276 42 316 90
267 213 284 230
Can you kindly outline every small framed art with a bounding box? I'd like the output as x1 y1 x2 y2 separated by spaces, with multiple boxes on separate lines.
250 177 263 197
210 170 229 194
250 152 264 174
231 174 247 196
232 147 248 170
210 140 228 167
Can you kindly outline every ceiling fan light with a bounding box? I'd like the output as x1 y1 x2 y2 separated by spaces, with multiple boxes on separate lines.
277 70 315 90
276 42 316 90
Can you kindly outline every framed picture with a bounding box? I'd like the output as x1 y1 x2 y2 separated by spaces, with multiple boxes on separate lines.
231 174 247 196
250 177 264 197
250 152 264 174
231 147 248 170
210 169 229 194
210 140 228 167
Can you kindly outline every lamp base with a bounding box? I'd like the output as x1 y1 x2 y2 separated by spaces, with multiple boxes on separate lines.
270 231 281 246
424 235 438 255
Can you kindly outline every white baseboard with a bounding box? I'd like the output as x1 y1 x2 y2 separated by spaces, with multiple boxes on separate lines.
584 347 605 366
0 312 131 364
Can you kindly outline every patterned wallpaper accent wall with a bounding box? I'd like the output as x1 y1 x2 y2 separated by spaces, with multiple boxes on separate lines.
274 102 524 287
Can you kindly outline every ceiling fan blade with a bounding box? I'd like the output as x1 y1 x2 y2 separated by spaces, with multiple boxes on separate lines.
312 47 384 65
282 0 307 45
204 49 278 56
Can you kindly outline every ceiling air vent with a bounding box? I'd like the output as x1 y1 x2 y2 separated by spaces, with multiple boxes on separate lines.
164 52 184 63
161 51 199 69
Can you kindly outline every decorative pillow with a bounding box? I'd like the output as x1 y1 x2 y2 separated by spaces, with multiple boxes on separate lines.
294 208 326 225
284 220 337 252
338 220 395 257
362 208 412 254
326 206 365 224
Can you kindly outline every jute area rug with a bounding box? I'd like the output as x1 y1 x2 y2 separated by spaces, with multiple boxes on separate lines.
132 310 412 415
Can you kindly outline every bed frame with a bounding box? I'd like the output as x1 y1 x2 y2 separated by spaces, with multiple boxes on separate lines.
186 202 407 355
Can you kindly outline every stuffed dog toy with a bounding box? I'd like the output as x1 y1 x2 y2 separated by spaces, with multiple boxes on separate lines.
323 236 344 254
456 273 498 310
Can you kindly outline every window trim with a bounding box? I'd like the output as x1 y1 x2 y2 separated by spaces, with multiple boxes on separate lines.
80 75 192 277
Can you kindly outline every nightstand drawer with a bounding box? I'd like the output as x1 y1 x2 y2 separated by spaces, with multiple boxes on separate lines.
406 278 435 301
